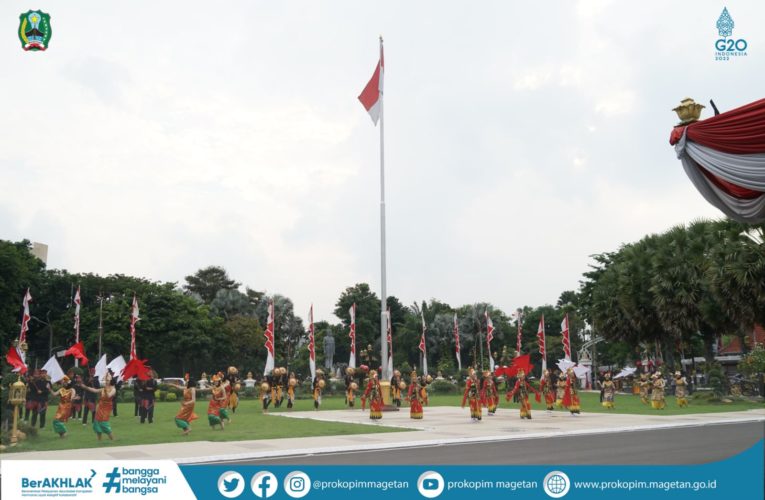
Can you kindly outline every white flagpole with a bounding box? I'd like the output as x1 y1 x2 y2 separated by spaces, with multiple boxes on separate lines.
378 35 389 381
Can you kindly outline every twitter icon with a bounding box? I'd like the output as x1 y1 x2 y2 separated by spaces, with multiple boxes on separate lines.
218 471 246 498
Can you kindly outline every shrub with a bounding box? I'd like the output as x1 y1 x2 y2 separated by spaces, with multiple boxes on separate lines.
738 344 765 377
165 392 177 402
428 379 459 394
706 363 726 400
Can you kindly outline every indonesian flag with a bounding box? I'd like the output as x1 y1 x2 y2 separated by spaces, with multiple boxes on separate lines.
6 289 32 373
453 313 461 371
73 286 81 342
308 304 316 380
419 310 428 375
670 98 765 223
537 315 546 371
502 353 532 378
129 295 140 360
386 308 393 376
561 313 572 360
358 39 384 126
64 341 89 366
485 310 495 372
348 303 356 368
263 300 275 375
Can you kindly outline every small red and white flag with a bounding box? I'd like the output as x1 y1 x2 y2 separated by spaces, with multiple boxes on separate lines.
537 315 546 371
263 300 275 375
419 310 428 375
73 286 81 343
308 304 316 380
129 295 140 360
386 308 393 376
485 310 495 372
453 313 461 371
6 288 33 373
358 39 384 126
561 313 571 361
348 303 356 368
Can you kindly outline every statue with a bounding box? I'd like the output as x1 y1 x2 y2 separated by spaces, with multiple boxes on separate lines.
323 332 335 370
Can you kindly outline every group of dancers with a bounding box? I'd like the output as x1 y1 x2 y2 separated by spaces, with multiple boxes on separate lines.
11 364 694 442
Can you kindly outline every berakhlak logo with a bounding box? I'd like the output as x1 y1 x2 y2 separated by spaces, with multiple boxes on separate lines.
283 471 311 499
251 471 278 499
18 10 51 51
417 471 444 498
716 7 734 37
714 7 748 61
217 471 245 498
102 467 121 494
543 470 571 498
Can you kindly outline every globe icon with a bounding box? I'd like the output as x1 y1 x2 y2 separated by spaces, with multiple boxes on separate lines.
547 475 567 495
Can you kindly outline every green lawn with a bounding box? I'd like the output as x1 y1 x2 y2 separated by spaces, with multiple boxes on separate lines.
2 397 407 454
4 391 762 453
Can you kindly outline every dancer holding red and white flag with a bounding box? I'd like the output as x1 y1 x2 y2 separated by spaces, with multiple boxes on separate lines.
348 303 357 369
485 310 495 372
453 313 461 371
6 288 32 374
308 304 316 380
263 300 275 375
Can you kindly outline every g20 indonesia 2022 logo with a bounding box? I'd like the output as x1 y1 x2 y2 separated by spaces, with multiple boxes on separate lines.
18 10 52 51
714 7 747 61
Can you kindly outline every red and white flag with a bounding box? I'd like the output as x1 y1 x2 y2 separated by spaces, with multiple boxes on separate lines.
419 310 428 375
485 310 495 372
263 300 275 375
537 315 547 371
348 303 356 368
386 308 393 376
7 288 33 373
308 304 316 380
358 39 384 125
73 286 81 342
453 313 461 371
561 313 571 360
129 295 140 360
64 341 89 366
516 309 523 356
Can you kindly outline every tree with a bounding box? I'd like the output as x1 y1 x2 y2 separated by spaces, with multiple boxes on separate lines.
183 266 240 303
334 283 382 355
210 288 255 320
0 240 45 353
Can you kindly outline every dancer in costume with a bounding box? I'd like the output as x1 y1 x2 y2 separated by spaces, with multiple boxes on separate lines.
562 368 581 415
207 375 227 429
29 369 52 429
81 368 99 425
287 372 297 410
274 367 286 408
52 376 74 438
674 371 689 407
555 370 566 408
132 376 141 418
506 369 541 419
462 369 482 422
407 370 423 419
259 378 271 414
539 369 556 412
420 374 432 406
480 370 499 416
362 370 384 420
312 369 325 410
174 377 198 435
80 370 117 441
344 367 357 408
639 373 651 405
390 370 403 408
651 371 666 410
139 371 158 424
226 367 241 414
601 372 616 409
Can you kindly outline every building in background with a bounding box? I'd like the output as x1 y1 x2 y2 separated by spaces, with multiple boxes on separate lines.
30 241 48 265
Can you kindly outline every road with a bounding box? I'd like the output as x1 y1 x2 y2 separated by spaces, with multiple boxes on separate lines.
205 421 764 465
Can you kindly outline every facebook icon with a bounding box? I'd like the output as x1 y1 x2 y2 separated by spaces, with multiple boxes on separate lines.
251 471 278 498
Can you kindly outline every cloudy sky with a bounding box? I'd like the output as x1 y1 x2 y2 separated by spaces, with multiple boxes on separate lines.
2 1 762 322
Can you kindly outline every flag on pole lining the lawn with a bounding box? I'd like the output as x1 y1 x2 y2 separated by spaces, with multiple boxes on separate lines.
453 313 461 371
485 310 495 372
561 313 572 360
348 303 356 369
263 300 275 375
308 304 316 380
537 315 546 371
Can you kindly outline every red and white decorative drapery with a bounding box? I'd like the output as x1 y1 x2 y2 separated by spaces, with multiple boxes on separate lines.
670 98 765 223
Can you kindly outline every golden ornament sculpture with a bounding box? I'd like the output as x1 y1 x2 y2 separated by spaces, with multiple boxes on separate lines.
673 98 705 125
